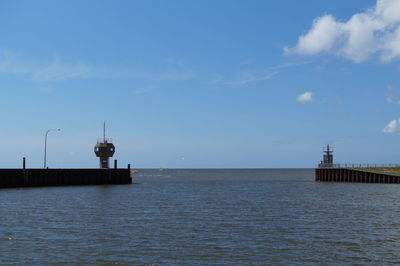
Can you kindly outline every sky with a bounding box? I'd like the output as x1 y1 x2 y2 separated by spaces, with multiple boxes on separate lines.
1 0 400 168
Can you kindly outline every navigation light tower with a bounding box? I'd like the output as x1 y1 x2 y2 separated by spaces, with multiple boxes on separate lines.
94 122 115 168
319 144 334 168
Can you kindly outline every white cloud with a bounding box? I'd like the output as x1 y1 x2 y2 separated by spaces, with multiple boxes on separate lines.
297 92 313 102
286 0 400 62
285 15 343 56
383 119 400 133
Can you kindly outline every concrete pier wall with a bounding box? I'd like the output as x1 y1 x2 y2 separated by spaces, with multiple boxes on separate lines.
315 168 400 183
0 168 132 188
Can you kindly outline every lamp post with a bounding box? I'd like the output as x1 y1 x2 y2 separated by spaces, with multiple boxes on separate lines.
44 128 60 168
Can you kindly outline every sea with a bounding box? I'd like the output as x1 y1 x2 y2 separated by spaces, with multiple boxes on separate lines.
1 168 400 265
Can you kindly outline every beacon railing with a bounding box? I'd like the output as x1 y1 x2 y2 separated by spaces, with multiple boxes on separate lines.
318 163 341 168
322 163 400 168
97 138 113 143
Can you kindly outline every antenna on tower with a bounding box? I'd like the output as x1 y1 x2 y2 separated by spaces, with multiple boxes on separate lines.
323 144 334 155
103 121 106 143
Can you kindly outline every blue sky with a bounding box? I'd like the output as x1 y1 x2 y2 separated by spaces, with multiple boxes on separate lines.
1 0 400 168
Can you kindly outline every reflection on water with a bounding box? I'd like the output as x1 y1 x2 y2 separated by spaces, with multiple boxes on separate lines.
1 169 400 264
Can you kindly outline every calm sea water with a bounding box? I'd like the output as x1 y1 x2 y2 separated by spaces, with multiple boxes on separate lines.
1 168 400 265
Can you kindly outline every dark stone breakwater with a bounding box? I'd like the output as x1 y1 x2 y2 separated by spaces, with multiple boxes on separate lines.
315 167 400 183
0 168 132 188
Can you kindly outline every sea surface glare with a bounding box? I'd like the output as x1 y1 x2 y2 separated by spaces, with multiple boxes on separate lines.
1 169 400 265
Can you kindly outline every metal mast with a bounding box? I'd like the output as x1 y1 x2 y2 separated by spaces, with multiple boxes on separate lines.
103 121 106 143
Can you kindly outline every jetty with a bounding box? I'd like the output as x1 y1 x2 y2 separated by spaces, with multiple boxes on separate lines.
315 145 400 183
316 167 400 183
0 165 132 188
0 123 132 189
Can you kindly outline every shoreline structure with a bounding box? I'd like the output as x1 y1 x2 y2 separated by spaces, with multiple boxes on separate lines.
0 166 132 188
315 145 400 183
0 124 132 189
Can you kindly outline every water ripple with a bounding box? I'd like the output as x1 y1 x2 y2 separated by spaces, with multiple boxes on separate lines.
1 169 400 264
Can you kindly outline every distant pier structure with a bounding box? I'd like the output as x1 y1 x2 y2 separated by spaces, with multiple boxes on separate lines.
0 122 131 189
315 145 400 183
94 122 115 168
318 144 334 168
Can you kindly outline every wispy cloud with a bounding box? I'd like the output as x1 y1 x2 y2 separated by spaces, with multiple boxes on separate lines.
215 61 310 86
0 50 97 82
0 49 30 74
239 58 255 66
38 86 55 94
386 96 394 104
285 0 400 63
385 84 400 104
133 88 148 94
296 91 314 103
32 60 97 82
271 61 311 69
225 69 278 86
0 49 194 83
157 62 194 81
